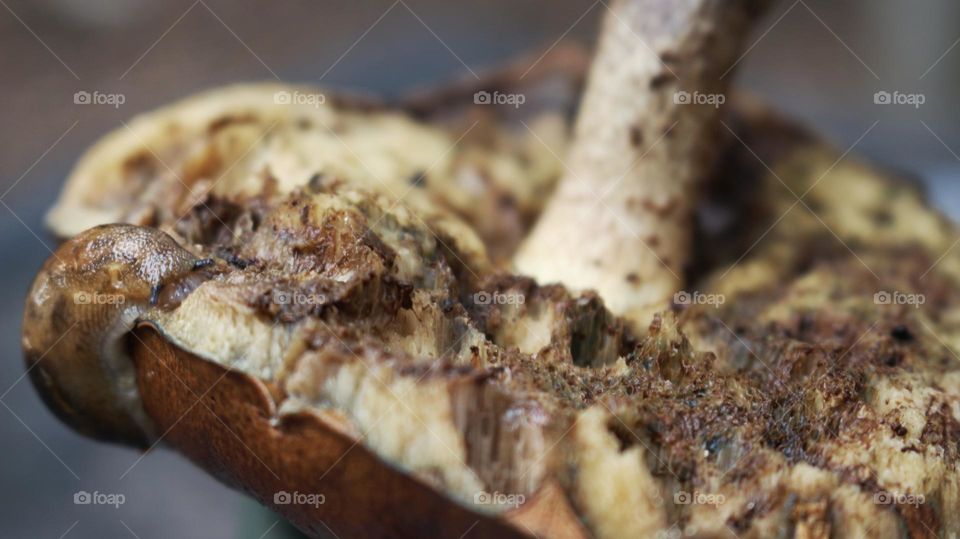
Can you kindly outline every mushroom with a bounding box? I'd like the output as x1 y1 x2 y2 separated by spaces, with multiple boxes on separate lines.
20 1 960 539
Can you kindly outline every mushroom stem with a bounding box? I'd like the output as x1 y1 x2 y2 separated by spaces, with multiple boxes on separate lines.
514 0 767 327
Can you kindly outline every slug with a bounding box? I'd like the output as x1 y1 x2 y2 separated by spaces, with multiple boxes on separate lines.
21 224 211 447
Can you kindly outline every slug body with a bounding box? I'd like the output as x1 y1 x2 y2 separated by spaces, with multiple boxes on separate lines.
22 224 204 446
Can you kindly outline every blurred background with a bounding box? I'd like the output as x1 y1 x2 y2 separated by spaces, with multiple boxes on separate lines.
0 0 958 537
